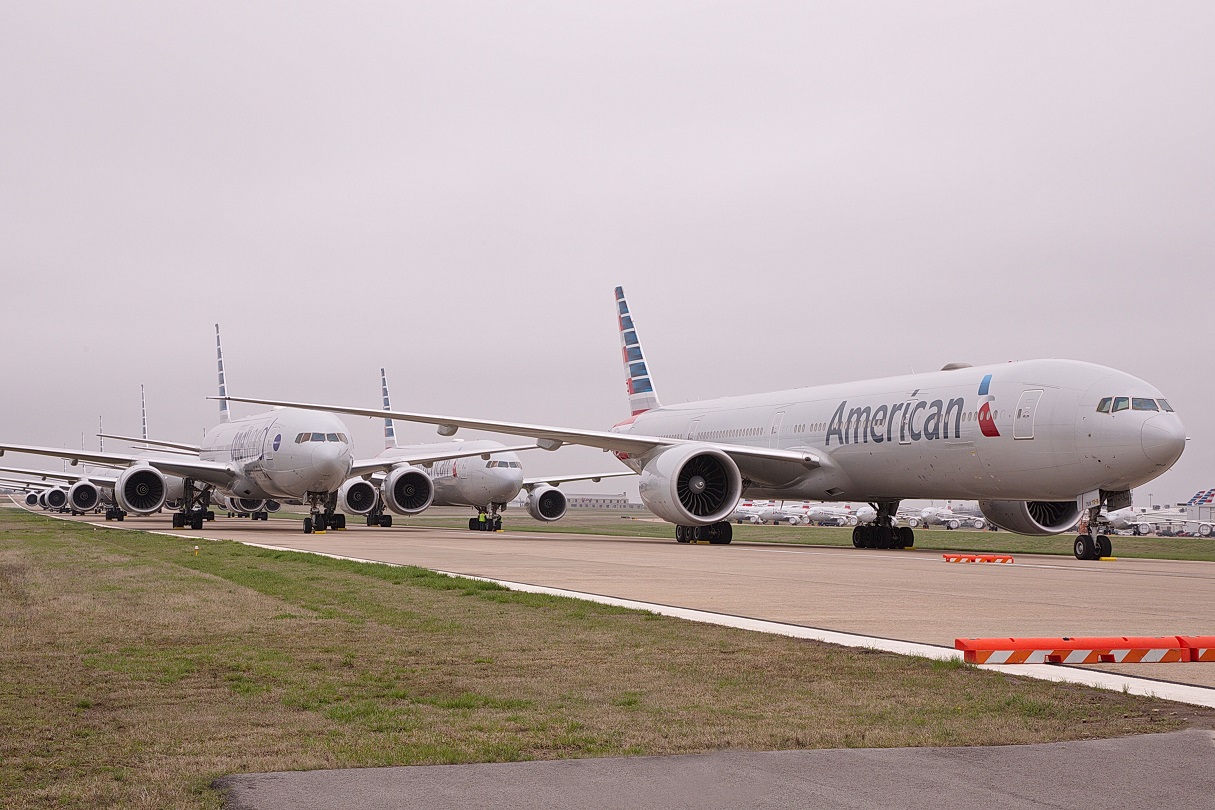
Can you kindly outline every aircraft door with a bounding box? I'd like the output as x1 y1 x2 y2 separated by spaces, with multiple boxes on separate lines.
688 419 700 441
768 410 786 448
1013 389 1044 440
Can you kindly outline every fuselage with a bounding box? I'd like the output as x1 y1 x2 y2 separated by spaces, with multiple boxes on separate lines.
612 359 1185 503
377 440 524 508
200 408 353 499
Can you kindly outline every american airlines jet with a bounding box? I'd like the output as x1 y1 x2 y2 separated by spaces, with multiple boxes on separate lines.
337 369 635 530
219 287 1187 559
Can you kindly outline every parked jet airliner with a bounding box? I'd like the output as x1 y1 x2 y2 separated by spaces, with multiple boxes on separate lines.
219 288 1187 559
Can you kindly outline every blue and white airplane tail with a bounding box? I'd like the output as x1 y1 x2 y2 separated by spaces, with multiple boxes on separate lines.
215 324 230 423
614 286 661 416
381 367 398 450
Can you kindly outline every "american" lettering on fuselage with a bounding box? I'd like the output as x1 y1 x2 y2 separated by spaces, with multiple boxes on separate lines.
825 396 966 447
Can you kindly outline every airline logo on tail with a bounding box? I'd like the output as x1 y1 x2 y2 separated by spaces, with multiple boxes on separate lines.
615 286 660 416
977 374 1000 438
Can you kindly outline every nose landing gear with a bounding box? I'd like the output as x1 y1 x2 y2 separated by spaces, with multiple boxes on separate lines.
468 503 505 532
303 492 344 534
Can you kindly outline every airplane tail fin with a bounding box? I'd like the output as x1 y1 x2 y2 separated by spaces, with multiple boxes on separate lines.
140 384 148 440
381 367 398 450
614 286 661 415
99 416 104 453
216 324 230 423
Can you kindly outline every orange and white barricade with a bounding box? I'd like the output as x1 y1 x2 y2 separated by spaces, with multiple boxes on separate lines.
954 636 1188 665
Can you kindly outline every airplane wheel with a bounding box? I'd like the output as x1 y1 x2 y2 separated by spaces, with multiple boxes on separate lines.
676 525 690 543
1074 535 1095 560
1096 535 1112 558
303 518 313 534
468 518 477 531
898 527 915 548
191 513 204 530
172 513 184 529
380 515 392 528
332 514 346 530
852 526 864 548
708 522 732 544
206 511 215 521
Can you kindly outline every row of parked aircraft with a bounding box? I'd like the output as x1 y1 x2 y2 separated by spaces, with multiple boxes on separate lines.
731 500 990 530
3 287 1189 559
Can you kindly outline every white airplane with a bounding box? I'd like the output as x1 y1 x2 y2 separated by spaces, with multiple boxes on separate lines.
730 499 776 523
336 368 635 531
792 502 878 527
0 326 358 533
0 475 69 510
218 286 1187 559
911 505 988 530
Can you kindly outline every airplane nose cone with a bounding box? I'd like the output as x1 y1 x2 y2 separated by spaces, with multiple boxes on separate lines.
1141 416 1186 466
311 444 352 486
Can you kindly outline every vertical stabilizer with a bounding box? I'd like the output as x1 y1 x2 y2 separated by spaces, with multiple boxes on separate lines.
381 367 398 450
614 286 661 415
98 416 104 453
216 324 230 423
140 385 148 440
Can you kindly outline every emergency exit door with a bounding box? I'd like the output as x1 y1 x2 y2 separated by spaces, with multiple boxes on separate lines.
1013 390 1044 440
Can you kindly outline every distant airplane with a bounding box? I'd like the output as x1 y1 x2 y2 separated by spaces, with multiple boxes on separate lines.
218 287 1187 559
335 368 633 530
912 505 989 530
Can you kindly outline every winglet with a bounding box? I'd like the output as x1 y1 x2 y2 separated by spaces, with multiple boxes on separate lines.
615 286 661 416
381 367 397 450
216 324 230 423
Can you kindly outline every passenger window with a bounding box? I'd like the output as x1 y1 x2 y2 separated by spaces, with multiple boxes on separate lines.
1096 398 1112 413
1112 397 1130 412
1158 399 1174 412
1131 398 1159 412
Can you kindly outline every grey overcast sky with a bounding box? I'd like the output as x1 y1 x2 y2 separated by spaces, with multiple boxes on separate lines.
1 2 1211 505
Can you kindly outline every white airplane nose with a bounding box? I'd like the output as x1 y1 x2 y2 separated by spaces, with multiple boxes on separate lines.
311 444 352 485
1141 415 1186 466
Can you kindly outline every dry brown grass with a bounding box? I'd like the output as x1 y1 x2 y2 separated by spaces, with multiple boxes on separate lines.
0 509 1204 809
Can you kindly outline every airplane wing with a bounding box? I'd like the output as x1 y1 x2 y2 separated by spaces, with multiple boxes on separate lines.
0 443 236 487
215 396 823 469
522 471 637 489
0 464 117 487
97 433 202 454
347 443 541 477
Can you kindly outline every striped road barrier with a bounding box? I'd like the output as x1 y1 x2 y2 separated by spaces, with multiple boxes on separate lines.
942 554 1014 564
954 636 1196 665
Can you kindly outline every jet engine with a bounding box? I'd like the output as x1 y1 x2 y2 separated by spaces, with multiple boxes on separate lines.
24 491 40 507
526 485 567 522
68 480 101 512
381 466 434 515
115 465 168 515
977 500 1081 536
338 479 379 515
854 506 877 524
234 498 266 513
42 487 68 510
264 500 281 513
637 445 742 526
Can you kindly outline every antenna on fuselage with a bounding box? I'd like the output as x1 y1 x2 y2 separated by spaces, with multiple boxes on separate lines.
216 324 230 424
614 286 661 416
381 367 398 450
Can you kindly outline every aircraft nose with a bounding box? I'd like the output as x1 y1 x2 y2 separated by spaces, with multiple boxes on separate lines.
311 443 352 483
1141 415 1186 466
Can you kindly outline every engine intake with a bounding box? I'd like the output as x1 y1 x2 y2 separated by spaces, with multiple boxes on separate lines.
43 487 68 509
339 479 379 515
526 485 567 522
381 466 434 515
235 498 266 513
638 445 742 526
115 465 168 515
24 491 40 507
69 481 101 511
977 500 1081 536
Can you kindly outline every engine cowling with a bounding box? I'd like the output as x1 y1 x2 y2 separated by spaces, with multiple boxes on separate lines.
637 445 743 526
264 500 281 513
24 491 40 507
854 506 877 525
526 485 567 522
338 479 379 515
43 487 68 509
977 500 1081 536
235 498 266 513
69 480 101 512
381 466 434 515
115 465 168 515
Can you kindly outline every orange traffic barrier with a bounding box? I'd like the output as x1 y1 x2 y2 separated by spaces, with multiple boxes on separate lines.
1178 636 1215 662
954 636 1188 665
942 554 1014 564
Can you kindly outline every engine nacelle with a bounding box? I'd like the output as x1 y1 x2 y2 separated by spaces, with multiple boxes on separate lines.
235 498 266 513
637 445 743 526
381 466 434 515
43 487 68 510
115 465 168 515
264 500 281 513
977 500 1081 536
526 485 567 522
69 480 101 512
338 479 379 515
24 491 40 507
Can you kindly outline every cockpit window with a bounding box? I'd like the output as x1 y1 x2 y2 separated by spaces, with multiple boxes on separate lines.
326 433 339 442
295 432 307 443
1096 397 1112 413
1112 397 1130 412
1131 398 1159 412
337 433 348 443
486 460 521 468
1158 399 1174 412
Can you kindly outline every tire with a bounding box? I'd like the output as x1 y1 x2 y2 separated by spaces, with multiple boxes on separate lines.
947 520 960 530
852 526 864 548
676 525 690 543
380 515 392 528
708 522 732 545
1074 535 1095 560
303 518 313 534
973 519 985 530
469 518 477 531
898 527 915 548
1096 535 1112 558
191 513 204 530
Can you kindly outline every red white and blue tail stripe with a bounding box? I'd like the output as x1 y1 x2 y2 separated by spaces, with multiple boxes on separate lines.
615 286 660 416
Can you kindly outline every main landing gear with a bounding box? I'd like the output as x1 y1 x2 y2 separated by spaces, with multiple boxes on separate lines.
104 507 126 522
674 522 733 544
850 501 914 550
303 492 345 534
468 503 505 532
171 479 214 531
365 510 392 528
